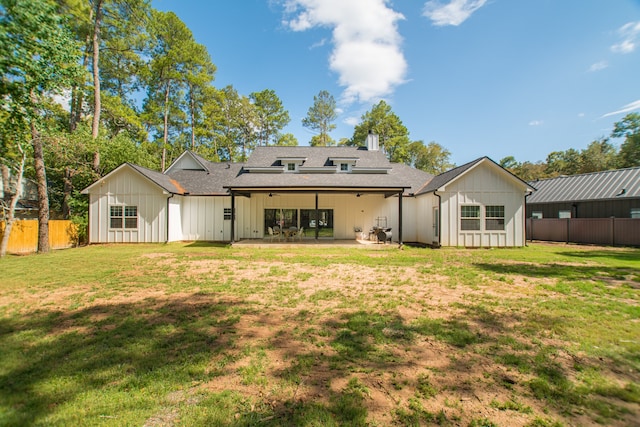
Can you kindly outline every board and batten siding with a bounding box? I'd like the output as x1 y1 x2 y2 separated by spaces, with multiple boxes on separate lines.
88 168 169 243
181 196 244 242
439 162 526 247
414 193 438 245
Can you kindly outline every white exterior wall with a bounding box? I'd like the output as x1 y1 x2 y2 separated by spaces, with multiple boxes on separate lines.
414 193 438 245
167 196 183 242
438 163 526 247
179 195 252 242
240 193 406 241
87 168 168 243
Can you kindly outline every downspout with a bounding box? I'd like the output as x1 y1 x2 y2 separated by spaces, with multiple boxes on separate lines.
165 193 174 243
434 191 442 248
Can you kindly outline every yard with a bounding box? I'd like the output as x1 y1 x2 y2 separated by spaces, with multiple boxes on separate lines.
0 242 638 426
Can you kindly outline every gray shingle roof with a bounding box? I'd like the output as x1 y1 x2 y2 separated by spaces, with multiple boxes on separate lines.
128 164 184 194
245 146 390 169
229 146 419 191
415 157 484 195
167 163 243 195
89 148 473 197
527 166 640 203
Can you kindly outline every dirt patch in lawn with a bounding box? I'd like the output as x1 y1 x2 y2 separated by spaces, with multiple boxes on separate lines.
4 246 638 427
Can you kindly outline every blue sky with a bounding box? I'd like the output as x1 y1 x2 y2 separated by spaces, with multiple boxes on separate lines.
154 0 640 166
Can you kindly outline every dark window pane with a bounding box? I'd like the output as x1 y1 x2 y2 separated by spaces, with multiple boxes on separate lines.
461 219 480 230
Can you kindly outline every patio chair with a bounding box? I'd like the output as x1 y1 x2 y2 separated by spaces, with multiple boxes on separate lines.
296 227 304 241
268 226 280 242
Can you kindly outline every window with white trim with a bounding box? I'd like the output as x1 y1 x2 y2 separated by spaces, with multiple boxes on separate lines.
631 208 640 218
485 205 505 230
558 210 571 219
110 205 138 229
340 163 349 172
532 212 543 219
461 205 480 230
287 163 296 172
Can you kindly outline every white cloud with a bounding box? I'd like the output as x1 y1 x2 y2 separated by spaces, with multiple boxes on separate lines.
588 61 608 72
343 116 359 126
529 120 543 126
282 0 407 104
611 21 640 54
601 99 640 118
422 0 488 27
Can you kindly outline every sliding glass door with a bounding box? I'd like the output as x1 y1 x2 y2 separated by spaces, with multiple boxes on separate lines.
264 208 334 238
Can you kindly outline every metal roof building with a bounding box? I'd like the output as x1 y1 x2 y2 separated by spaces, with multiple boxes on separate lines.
527 166 640 218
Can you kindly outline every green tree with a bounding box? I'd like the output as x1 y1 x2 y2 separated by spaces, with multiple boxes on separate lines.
183 43 215 150
350 100 412 163
545 148 581 176
276 133 298 146
612 113 640 168
302 90 337 146
0 0 82 253
579 138 618 173
143 10 210 170
407 141 454 174
499 156 518 170
251 89 290 147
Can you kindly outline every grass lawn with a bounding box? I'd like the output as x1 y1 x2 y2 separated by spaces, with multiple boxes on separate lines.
0 242 638 426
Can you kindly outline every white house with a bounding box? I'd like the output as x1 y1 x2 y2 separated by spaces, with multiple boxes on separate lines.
82 135 534 247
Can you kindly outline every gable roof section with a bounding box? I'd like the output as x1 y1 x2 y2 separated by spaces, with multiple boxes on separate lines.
81 163 184 195
416 157 534 195
165 150 209 174
527 166 640 204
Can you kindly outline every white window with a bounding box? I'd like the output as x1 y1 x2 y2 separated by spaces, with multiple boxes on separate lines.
531 212 543 219
287 163 296 172
485 206 505 230
224 208 233 220
461 205 480 230
340 163 349 172
558 210 571 219
110 205 137 229
631 208 640 219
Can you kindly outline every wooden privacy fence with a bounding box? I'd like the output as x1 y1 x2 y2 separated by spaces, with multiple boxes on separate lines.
0 220 77 254
527 218 640 247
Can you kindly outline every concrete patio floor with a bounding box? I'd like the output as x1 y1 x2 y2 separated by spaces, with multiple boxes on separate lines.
231 238 400 248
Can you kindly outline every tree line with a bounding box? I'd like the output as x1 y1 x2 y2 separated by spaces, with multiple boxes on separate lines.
499 113 639 181
1 0 638 256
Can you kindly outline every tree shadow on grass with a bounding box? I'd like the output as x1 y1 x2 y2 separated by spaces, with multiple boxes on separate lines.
559 249 640 264
0 295 253 426
473 261 633 283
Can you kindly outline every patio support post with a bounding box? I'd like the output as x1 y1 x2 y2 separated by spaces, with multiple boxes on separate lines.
398 191 403 245
315 192 319 240
230 191 235 243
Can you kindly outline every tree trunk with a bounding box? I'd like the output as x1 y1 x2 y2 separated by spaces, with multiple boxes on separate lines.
162 82 170 172
30 119 50 254
70 10 93 133
91 0 103 171
190 88 196 150
0 144 26 258
1 163 10 198
62 166 73 219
